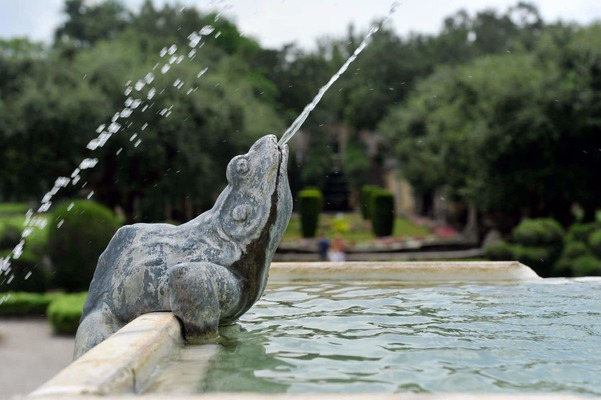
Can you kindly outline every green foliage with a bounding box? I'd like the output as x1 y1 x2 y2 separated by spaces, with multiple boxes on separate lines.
371 190 395 237
513 219 564 249
298 188 323 238
566 223 599 244
0 250 48 293
47 292 87 335
0 220 22 249
48 200 121 292
571 255 601 277
360 185 378 220
0 292 60 317
484 240 515 261
563 241 592 260
588 230 601 259
511 245 554 277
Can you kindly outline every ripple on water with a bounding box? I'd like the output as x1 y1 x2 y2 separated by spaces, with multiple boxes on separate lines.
146 280 601 396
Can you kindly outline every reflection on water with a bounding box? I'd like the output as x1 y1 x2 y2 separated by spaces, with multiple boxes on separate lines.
146 279 601 395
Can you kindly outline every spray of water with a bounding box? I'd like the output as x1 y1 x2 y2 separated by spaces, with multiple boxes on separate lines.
0 17 226 297
279 2 399 146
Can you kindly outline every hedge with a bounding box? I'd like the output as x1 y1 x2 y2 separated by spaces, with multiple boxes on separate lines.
484 240 514 261
298 188 323 238
360 185 378 220
0 292 60 317
47 292 87 335
48 200 121 292
371 190 395 237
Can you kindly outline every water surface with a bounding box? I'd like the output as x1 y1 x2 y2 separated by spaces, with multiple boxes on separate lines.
147 279 601 395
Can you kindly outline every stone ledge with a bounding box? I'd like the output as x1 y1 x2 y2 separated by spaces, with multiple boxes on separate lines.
28 313 182 397
268 261 540 282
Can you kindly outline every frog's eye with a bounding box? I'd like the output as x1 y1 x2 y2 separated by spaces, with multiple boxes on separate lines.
236 157 250 175
232 204 251 222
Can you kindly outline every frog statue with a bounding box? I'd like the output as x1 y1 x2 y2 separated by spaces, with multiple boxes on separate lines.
74 135 292 359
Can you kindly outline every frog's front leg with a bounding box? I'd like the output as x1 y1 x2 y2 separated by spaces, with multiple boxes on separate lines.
167 262 242 342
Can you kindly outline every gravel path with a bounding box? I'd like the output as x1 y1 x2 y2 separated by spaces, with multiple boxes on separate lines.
0 318 74 400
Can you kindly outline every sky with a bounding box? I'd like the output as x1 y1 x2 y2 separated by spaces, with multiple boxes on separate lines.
0 0 600 49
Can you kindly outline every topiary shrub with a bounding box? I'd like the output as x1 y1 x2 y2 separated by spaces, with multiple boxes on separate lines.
47 292 87 335
360 185 378 220
298 188 323 238
48 200 121 292
0 292 59 317
371 190 395 237
511 245 555 277
571 255 601 277
484 240 515 261
0 250 48 293
0 221 22 249
511 218 564 276
588 230 601 259
565 222 599 244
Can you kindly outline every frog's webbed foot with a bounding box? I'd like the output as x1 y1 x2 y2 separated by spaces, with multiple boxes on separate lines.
167 262 242 343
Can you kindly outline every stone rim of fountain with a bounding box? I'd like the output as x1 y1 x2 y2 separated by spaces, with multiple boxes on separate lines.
25 261 554 400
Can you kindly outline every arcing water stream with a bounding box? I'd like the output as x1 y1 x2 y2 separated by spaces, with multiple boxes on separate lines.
0 2 398 296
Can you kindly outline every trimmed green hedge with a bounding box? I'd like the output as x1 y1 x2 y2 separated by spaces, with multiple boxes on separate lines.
48 200 121 292
47 292 87 335
298 188 323 238
371 190 395 237
360 185 378 220
0 250 48 293
484 240 514 261
0 292 60 317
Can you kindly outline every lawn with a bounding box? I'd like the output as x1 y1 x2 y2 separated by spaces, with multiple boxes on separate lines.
282 212 431 243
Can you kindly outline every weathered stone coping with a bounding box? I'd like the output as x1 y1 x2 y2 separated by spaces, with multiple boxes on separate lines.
29 313 183 397
268 261 541 282
28 262 545 399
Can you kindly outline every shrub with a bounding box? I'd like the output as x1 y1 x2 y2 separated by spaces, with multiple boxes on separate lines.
298 188 323 238
511 245 554 277
371 190 395 237
565 222 599 244
0 292 59 317
563 241 592 260
360 185 378 220
0 250 48 293
571 255 601 277
588 230 601 259
48 200 121 292
512 218 564 271
513 218 564 249
47 292 87 335
484 240 515 261
0 221 22 249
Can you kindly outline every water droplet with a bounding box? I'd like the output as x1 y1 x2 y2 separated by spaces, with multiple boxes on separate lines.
197 67 208 78
108 122 121 133
135 80 145 91
57 219 64 228
67 202 75 211
134 139 142 147
160 47 168 57
130 134 138 141
168 44 177 55
72 175 81 185
124 86 133 96
116 148 123 155
147 87 156 100
24 272 32 280
80 158 99 169
176 55 184 64
87 191 94 200
96 124 105 133
144 72 155 84
200 25 215 36
161 64 171 74
120 108 133 118
188 49 197 58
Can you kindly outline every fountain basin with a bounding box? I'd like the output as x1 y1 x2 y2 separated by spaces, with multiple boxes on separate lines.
28 262 601 399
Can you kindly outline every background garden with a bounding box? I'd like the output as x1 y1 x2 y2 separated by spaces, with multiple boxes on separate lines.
1 0 601 329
